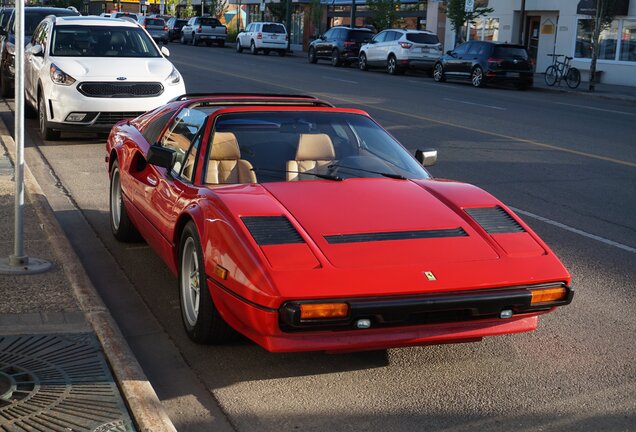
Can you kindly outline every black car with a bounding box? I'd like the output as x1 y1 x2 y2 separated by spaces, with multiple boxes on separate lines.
433 41 534 89
166 17 188 42
308 26 374 67
0 6 79 97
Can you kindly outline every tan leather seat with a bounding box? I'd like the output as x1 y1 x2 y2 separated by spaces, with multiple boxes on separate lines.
287 133 335 181
206 132 257 184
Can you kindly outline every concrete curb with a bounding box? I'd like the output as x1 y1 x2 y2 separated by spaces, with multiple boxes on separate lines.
0 117 177 431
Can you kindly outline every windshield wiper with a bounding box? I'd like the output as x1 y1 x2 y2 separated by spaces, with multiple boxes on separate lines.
328 164 408 180
251 167 343 181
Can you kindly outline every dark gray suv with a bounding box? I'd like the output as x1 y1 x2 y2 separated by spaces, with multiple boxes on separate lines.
308 26 374 67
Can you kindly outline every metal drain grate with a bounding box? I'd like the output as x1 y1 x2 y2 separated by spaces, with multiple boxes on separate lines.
0 333 135 431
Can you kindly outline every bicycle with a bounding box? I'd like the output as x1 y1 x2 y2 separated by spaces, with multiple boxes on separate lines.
544 54 581 89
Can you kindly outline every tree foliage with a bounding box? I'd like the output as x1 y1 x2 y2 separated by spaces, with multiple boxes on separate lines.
367 0 398 31
444 0 493 47
310 0 323 36
203 0 228 18
267 2 287 23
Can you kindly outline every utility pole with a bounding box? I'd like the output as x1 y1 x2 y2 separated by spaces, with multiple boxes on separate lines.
285 0 292 50
350 0 356 27
519 0 526 45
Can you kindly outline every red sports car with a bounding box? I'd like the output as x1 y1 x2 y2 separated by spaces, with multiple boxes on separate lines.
106 93 573 353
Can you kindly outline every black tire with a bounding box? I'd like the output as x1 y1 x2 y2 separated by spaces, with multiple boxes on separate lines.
565 67 581 89
387 55 402 75
180 34 186 45
278 49 286 57
308 47 317 63
236 40 243 53
331 49 341 67
38 95 60 141
359 52 368 71
544 65 558 86
471 66 485 87
191 33 197 46
179 221 235 344
250 41 257 55
109 160 140 242
433 63 446 82
0 72 13 98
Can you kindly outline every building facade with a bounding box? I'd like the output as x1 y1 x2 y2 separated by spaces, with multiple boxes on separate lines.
444 0 636 86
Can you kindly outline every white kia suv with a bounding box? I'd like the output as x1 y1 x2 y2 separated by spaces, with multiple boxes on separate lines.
359 29 442 75
25 16 185 140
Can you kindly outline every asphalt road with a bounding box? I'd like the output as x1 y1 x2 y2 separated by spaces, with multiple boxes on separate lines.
8 43 636 431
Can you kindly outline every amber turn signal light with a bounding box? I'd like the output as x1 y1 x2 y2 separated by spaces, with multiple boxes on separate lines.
530 287 567 305
300 303 349 320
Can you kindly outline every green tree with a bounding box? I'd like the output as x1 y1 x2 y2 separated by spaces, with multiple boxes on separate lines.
444 0 493 47
367 0 398 31
267 2 287 22
310 0 323 37
205 0 228 18
588 0 619 92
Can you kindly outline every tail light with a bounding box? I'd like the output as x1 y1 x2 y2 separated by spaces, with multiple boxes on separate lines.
163 25 168 31
143 24 147 29
257 32 262 39
197 25 202 33
399 42 412 49
487 57 503 67
343 41 355 48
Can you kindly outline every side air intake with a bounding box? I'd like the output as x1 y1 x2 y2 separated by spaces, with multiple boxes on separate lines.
465 206 526 234
241 216 304 245
325 228 468 244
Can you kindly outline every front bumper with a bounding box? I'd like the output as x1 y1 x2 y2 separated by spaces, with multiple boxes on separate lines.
210 279 572 352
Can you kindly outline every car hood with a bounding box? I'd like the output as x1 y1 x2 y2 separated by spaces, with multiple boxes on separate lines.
50 56 173 81
261 179 500 268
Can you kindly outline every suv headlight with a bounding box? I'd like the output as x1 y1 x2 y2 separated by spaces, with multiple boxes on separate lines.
165 66 181 85
50 63 76 86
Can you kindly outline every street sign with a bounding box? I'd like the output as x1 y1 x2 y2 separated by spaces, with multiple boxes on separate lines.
464 0 474 13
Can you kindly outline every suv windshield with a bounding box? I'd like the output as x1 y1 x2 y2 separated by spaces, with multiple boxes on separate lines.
493 46 528 59
206 111 429 184
347 30 373 42
406 33 439 44
263 23 285 33
51 26 161 57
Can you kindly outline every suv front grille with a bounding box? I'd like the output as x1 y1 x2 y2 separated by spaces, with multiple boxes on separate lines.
78 82 164 98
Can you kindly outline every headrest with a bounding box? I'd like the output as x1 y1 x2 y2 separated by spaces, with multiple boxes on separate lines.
210 132 240 160
110 32 126 46
296 134 335 161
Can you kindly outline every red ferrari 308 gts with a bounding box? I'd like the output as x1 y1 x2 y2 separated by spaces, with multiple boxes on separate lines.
105 93 573 353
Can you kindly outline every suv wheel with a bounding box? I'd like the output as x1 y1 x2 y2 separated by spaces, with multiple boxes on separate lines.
38 96 60 141
308 47 317 63
331 49 341 67
433 63 445 82
471 66 485 87
250 41 257 55
387 55 402 75
191 33 197 46
236 40 242 52
359 52 368 71
180 34 186 44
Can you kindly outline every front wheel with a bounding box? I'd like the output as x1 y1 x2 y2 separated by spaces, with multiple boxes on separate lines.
235 40 243 53
387 55 400 75
331 49 341 67
544 65 558 86
109 161 140 242
179 222 235 344
471 66 485 87
433 63 445 82
359 52 368 71
308 47 317 63
250 41 257 55
565 67 581 89
38 96 60 141
191 34 197 46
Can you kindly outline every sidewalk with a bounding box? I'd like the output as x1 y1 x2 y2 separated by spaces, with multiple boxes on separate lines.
532 72 636 103
0 130 175 430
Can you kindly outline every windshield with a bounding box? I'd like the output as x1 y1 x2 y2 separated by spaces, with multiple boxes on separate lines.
206 111 429 184
51 25 161 57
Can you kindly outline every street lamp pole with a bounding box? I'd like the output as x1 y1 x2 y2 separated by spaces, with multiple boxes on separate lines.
350 0 356 27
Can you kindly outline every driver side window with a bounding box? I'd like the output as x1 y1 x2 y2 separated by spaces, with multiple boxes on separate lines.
160 107 207 175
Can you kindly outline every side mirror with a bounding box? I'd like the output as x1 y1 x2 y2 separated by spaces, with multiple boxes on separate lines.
446 50 455 56
31 44 44 56
147 144 176 170
415 148 437 167
161 46 170 57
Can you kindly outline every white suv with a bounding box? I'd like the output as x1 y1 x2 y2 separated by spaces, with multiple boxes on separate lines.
24 16 185 140
236 22 288 56
359 29 442 75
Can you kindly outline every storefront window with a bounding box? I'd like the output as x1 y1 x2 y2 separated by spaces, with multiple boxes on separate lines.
620 19 636 62
576 18 619 60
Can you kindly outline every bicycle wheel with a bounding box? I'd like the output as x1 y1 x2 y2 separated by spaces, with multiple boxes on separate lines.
545 65 558 86
565 67 581 89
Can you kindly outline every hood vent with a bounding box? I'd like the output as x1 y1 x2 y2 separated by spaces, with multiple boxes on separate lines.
242 216 304 245
465 206 526 234
325 228 468 244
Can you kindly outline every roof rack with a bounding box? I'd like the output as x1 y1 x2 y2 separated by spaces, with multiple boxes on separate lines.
170 93 334 107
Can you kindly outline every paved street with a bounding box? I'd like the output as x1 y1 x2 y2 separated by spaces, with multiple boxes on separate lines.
6 43 636 431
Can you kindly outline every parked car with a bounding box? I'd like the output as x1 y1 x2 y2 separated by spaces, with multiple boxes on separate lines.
166 17 188 42
236 22 287 56
110 12 139 23
105 92 572 353
433 41 534 89
139 16 169 44
180 16 227 47
99 13 112 18
24 16 185 140
308 26 374 66
0 6 79 98
359 29 442 75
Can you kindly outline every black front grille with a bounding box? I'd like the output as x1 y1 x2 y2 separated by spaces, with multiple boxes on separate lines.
465 206 526 234
241 216 304 245
324 228 468 244
78 82 164 98
93 112 144 125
